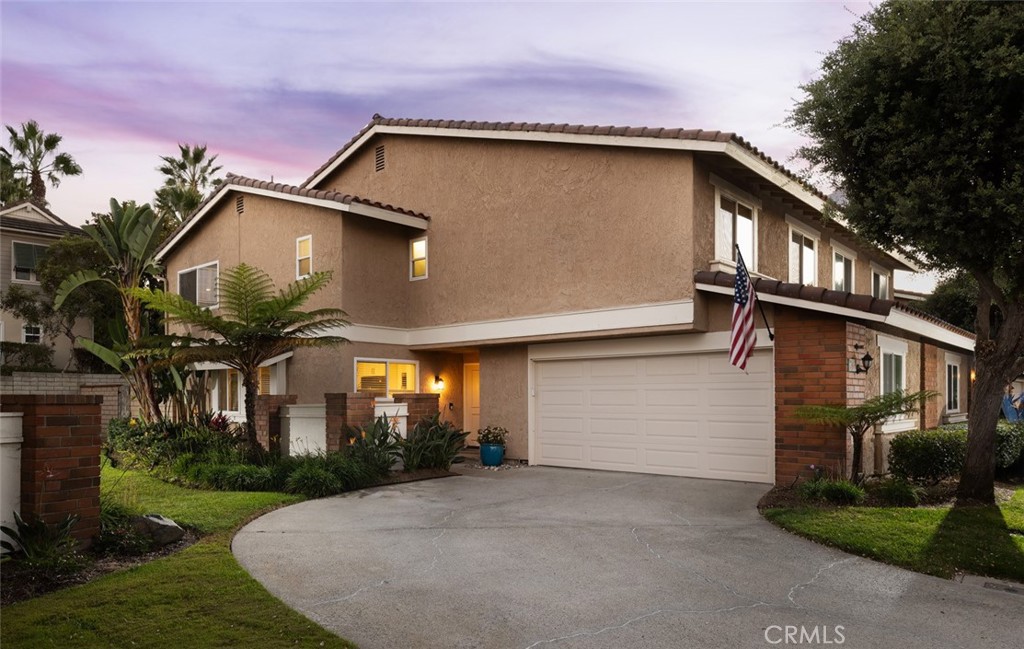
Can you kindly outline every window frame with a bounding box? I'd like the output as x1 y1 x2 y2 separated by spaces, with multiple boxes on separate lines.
945 355 961 413
354 357 420 398
786 217 819 286
831 242 857 293
878 335 914 432
10 240 48 284
22 324 42 344
710 174 760 273
409 236 428 281
177 260 220 308
296 235 313 280
871 264 890 300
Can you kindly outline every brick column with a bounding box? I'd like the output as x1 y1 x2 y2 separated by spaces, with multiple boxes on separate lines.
1 394 102 545
394 393 440 429
774 310 849 484
324 393 375 452
254 394 298 454
921 344 942 429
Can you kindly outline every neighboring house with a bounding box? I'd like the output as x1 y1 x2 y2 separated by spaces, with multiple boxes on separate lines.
1 200 90 370
156 115 975 485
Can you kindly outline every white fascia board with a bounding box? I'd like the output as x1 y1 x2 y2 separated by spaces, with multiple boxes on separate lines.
332 300 695 347
192 351 294 371
347 203 428 230
304 128 379 188
0 202 62 225
156 183 234 261
697 282 974 352
528 329 773 362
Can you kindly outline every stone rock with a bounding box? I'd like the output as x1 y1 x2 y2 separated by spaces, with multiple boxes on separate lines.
131 514 185 547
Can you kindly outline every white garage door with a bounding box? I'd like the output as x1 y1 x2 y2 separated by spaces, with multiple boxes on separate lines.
534 351 774 483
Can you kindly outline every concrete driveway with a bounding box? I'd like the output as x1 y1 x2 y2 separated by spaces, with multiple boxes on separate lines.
233 467 1021 649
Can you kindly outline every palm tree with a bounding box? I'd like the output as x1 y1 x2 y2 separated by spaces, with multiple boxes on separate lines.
5 120 82 203
55 199 166 421
154 144 222 223
134 263 349 452
1 146 31 204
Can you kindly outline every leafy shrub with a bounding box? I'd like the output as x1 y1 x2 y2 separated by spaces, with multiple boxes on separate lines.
0 512 84 574
872 478 922 507
401 413 469 471
107 417 243 469
0 341 55 371
322 452 378 490
994 421 1024 472
221 464 279 491
889 428 967 484
346 415 401 476
285 463 342 498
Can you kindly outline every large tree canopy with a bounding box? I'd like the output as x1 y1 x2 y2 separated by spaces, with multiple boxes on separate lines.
790 0 1024 503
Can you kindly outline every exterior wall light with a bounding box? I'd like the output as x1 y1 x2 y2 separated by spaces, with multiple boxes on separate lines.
851 344 873 374
432 375 445 391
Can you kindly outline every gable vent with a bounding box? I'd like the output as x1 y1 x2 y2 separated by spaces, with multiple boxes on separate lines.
374 145 385 172
235 195 245 214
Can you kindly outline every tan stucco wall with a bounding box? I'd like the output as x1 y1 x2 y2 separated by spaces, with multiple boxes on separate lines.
340 217 410 327
479 345 528 460
322 135 694 326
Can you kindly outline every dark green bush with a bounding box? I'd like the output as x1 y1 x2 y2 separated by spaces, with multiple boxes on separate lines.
401 413 469 471
819 480 866 505
889 428 967 484
872 478 922 507
106 417 244 469
323 452 378 490
221 464 279 491
798 479 826 501
285 463 342 498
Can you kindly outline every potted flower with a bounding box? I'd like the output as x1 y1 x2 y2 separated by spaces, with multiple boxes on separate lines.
477 426 508 466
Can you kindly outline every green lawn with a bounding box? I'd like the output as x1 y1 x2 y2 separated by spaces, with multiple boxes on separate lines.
764 487 1024 582
1 466 356 649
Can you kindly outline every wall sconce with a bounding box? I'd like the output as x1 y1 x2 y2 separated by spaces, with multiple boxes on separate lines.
970 368 976 383
850 344 873 374
432 374 445 391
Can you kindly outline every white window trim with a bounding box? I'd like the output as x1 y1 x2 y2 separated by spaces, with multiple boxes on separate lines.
832 242 858 293
10 240 48 285
410 236 428 281
785 216 820 285
878 335 912 432
870 262 891 300
177 260 220 309
296 235 312 280
945 353 961 413
354 357 420 397
711 179 759 272
21 324 42 344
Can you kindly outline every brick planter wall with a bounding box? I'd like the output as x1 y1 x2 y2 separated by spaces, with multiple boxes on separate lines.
1 394 102 545
255 394 298 454
324 393 375 452
774 310 849 484
394 393 440 429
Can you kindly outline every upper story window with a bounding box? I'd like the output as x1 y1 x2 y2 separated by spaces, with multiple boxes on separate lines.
178 261 219 308
12 241 48 283
355 358 418 397
832 244 856 293
786 218 818 285
22 324 42 344
871 265 890 299
410 236 428 280
711 174 760 271
296 235 312 279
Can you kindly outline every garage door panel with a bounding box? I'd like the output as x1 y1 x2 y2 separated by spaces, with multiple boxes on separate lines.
535 350 774 483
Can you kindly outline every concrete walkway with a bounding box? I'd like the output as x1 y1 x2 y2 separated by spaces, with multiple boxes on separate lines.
233 467 1021 649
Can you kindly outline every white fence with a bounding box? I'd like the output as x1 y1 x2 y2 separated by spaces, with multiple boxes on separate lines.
279 398 410 456
1 413 23 545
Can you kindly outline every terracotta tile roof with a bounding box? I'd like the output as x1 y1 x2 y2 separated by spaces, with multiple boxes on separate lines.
302 114 828 203
222 173 428 219
695 269 975 340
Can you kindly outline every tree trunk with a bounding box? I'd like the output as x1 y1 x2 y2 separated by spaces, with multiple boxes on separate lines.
242 370 259 453
29 170 45 203
850 428 865 484
957 301 1024 504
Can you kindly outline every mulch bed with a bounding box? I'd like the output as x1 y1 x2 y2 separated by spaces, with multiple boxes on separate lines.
1 530 198 607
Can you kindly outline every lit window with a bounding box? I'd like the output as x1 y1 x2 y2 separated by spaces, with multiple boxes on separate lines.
12 242 47 282
872 269 890 299
716 196 755 268
789 230 817 285
946 363 959 412
834 252 854 292
296 236 312 279
22 324 42 344
259 366 272 395
410 237 428 280
178 262 218 307
356 359 419 397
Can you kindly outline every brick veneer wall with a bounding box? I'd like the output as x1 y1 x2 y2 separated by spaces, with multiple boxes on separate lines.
324 393 375 452
1 394 102 545
4 372 129 436
774 310 850 484
394 393 440 429
921 344 942 429
255 394 298 454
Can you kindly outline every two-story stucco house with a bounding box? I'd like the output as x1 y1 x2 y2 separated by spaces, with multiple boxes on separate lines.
156 116 975 486
1 200 91 370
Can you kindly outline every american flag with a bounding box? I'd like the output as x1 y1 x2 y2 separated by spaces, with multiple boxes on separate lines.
729 253 758 371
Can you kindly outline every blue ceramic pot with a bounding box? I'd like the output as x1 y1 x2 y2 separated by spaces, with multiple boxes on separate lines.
480 443 505 466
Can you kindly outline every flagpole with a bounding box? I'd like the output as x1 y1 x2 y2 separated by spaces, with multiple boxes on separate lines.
735 245 775 341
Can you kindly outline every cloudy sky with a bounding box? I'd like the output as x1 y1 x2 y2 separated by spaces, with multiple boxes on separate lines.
8 1 934 288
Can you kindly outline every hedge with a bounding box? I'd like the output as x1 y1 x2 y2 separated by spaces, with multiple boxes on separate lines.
889 421 1024 484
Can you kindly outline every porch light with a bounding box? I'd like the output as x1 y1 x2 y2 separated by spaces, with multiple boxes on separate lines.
432 375 445 391
852 344 873 374
970 368 976 383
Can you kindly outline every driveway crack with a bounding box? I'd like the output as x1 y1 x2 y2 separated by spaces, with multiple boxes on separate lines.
786 557 855 607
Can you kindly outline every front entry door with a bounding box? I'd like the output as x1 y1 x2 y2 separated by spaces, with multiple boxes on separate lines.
464 363 480 444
